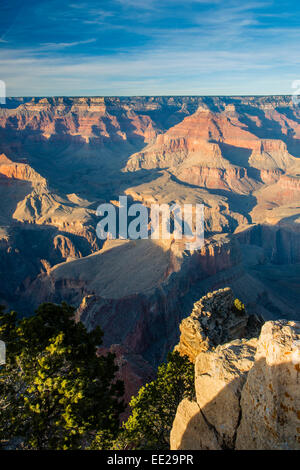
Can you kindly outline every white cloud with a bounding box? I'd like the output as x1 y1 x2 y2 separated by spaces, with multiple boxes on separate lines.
1 37 299 96
39 39 97 51
1 0 299 96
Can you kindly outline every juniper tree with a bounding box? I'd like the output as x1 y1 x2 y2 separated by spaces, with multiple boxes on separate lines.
0 302 124 449
109 351 195 450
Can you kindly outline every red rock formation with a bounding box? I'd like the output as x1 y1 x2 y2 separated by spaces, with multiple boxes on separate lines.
0 161 46 186
177 166 260 194
260 168 282 184
0 97 160 145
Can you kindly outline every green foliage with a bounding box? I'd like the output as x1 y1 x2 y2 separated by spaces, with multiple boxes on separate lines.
113 351 195 450
0 303 124 449
233 298 245 313
0 303 195 450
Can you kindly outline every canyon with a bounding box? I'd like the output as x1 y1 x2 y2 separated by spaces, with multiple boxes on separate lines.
0 95 299 396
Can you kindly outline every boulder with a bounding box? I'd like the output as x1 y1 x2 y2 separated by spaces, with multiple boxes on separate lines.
175 287 262 362
195 338 257 448
171 319 300 450
236 320 300 449
171 337 257 449
170 399 221 450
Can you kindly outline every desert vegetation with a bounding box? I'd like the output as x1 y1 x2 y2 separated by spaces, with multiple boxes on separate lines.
0 302 193 450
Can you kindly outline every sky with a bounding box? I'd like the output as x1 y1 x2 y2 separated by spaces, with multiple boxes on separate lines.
0 0 300 96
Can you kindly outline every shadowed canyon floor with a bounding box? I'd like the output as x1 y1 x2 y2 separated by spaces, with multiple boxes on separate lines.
0 96 299 386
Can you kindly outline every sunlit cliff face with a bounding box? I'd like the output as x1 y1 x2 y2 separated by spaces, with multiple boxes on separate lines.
171 317 300 450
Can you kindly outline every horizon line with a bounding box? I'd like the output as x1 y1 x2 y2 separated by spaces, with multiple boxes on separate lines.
4 94 295 99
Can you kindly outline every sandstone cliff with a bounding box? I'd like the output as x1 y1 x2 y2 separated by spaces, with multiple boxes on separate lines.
171 290 300 450
175 287 262 362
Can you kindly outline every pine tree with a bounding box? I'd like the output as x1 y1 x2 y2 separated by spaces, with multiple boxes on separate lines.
0 302 124 449
112 351 195 450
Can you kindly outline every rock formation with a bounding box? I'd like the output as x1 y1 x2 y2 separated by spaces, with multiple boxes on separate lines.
235 320 300 449
170 290 300 450
175 287 262 362
171 338 257 450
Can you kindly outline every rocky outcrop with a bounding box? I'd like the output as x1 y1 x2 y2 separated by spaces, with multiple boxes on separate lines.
260 168 282 185
177 165 260 194
249 139 295 171
170 399 222 450
175 287 262 362
0 155 100 252
236 320 300 449
13 188 99 245
195 338 257 449
171 308 300 450
171 338 257 450
0 154 47 187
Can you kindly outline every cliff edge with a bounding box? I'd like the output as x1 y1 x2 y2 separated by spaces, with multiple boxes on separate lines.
175 287 262 362
171 289 300 450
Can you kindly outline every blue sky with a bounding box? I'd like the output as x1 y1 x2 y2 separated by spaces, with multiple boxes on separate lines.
0 0 300 96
